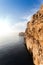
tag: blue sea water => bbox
[0,34,34,65]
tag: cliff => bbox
[24,5,43,65]
[19,32,25,36]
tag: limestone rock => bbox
[24,5,43,65]
[19,32,25,36]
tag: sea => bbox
[0,33,34,65]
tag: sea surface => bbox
[0,34,34,65]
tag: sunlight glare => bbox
[0,22,12,37]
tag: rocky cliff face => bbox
[24,5,43,65]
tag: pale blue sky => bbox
[0,0,43,32]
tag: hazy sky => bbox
[0,0,43,33]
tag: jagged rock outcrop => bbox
[19,32,25,36]
[24,5,43,65]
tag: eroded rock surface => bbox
[24,5,43,65]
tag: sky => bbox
[0,0,43,35]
